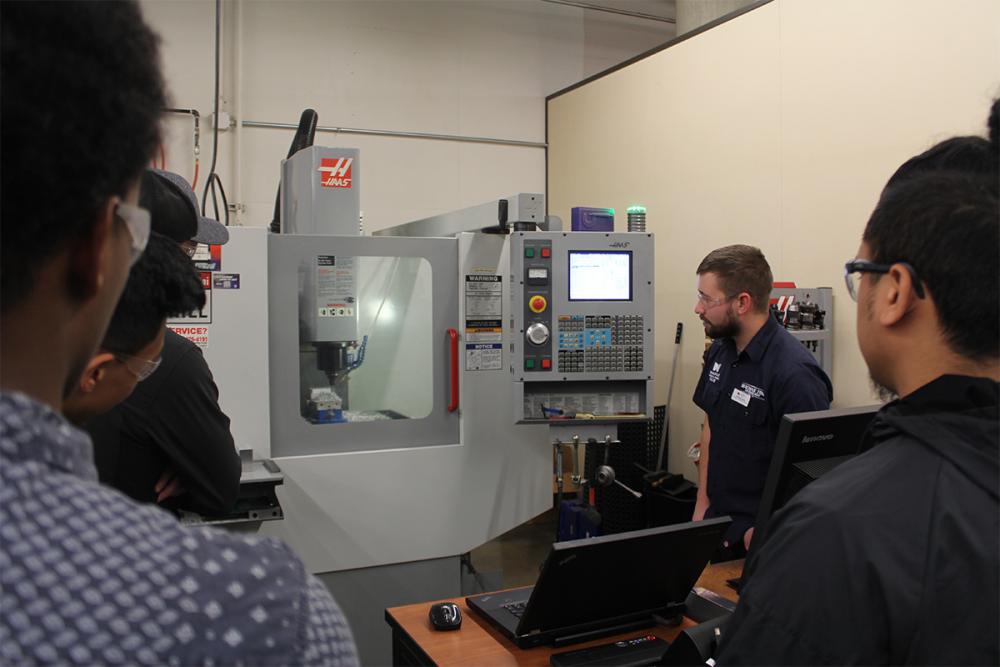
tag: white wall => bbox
[140,0,674,232]
[548,0,1000,478]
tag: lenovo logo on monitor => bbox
[801,433,835,444]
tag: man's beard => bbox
[869,375,898,402]
[701,310,740,340]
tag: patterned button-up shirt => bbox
[0,391,358,665]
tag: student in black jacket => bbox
[64,233,204,426]
[87,169,241,516]
[719,101,999,665]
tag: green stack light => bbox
[627,205,646,232]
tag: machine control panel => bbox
[510,231,654,422]
[521,239,553,371]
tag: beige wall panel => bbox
[548,0,1000,478]
[778,0,1000,410]
[550,3,782,478]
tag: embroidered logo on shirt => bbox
[740,382,765,401]
[708,362,722,384]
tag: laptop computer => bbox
[466,517,731,649]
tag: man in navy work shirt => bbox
[691,245,832,558]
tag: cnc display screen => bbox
[568,251,633,301]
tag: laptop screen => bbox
[517,517,731,636]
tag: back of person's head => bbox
[863,100,1000,362]
[140,169,231,245]
[102,233,206,356]
[63,233,205,424]
[885,99,1000,190]
[696,245,773,314]
[1,0,167,311]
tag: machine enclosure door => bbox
[267,234,459,456]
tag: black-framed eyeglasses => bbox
[844,258,926,302]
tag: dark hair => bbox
[863,100,999,361]
[1,1,167,310]
[696,245,773,313]
[102,233,205,355]
[885,100,999,190]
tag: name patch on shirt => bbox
[709,362,722,384]
[731,387,751,407]
[740,382,765,401]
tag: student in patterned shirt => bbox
[0,2,359,664]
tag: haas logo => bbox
[319,157,353,188]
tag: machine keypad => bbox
[557,315,644,373]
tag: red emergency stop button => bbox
[541,358,551,369]
[529,295,548,313]
[541,247,551,258]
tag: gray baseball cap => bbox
[141,169,229,245]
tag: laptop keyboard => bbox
[502,600,528,618]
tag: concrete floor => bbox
[466,508,558,591]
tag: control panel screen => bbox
[568,251,632,301]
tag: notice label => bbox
[466,343,503,371]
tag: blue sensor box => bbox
[570,207,615,232]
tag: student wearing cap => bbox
[87,169,241,515]
[63,233,205,426]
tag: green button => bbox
[525,248,535,258]
[525,358,535,370]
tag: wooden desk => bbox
[385,560,743,666]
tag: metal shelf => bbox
[520,416,651,426]
[787,329,831,341]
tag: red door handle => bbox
[447,328,459,412]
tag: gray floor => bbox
[466,508,558,591]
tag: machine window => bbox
[298,255,433,424]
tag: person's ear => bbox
[78,352,116,393]
[66,197,118,302]
[877,263,921,327]
[735,292,752,316]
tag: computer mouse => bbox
[428,602,462,631]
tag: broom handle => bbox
[657,323,684,470]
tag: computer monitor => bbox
[568,250,633,301]
[748,404,880,565]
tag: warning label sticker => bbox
[466,275,502,319]
[465,274,503,360]
[317,255,354,300]
[193,244,222,272]
[465,275,503,370]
